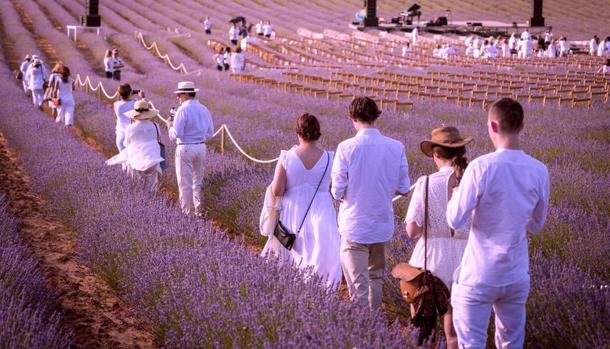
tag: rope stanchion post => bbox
[220,126,225,154]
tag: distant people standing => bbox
[558,37,570,57]
[55,66,76,127]
[501,38,511,57]
[597,37,607,57]
[508,32,517,54]
[203,16,212,34]
[589,35,599,56]
[229,24,240,45]
[256,20,264,36]
[106,99,165,193]
[597,58,610,74]
[263,21,273,38]
[520,28,530,41]
[19,55,32,94]
[114,84,144,152]
[401,42,412,56]
[111,49,124,81]
[230,47,245,73]
[546,40,557,58]
[103,49,114,78]
[25,59,48,109]
[331,97,410,310]
[447,98,550,349]
[166,81,214,216]
[214,47,226,71]
[543,29,553,46]
[223,47,231,70]
[411,27,419,46]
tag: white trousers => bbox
[128,165,160,193]
[115,129,127,152]
[22,80,29,93]
[451,278,530,349]
[175,143,206,215]
[56,99,75,126]
[31,88,43,107]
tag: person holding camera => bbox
[447,98,550,348]
[166,81,214,216]
[114,84,145,152]
[404,126,473,349]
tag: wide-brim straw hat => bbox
[420,126,473,157]
[125,99,159,120]
[173,81,199,94]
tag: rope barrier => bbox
[136,32,188,74]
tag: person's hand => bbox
[138,90,145,99]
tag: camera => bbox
[169,107,177,121]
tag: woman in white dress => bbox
[106,100,164,192]
[25,59,47,109]
[262,113,342,289]
[230,47,245,73]
[405,126,473,349]
[55,66,76,126]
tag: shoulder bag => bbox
[274,151,329,250]
[153,123,168,171]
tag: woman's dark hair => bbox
[235,46,242,53]
[118,83,132,100]
[432,146,468,179]
[349,96,381,124]
[61,66,70,83]
[295,113,321,141]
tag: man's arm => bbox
[168,108,185,141]
[330,144,348,200]
[396,149,410,195]
[447,163,481,230]
[527,169,550,233]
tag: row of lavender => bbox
[0,196,72,348]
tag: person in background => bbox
[543,29,553,46]
[256,20,264,36]
[229,23,240,45]
[597,58,610,74]
[501,38,511,57]
[203,16,212,35]
[447,98,550,349]
[411,26,418,46]
[597,37,607,57]
[103,49,114,78]
[47,63,64,119]
[545,39,557,58]
[166,81,214,216]
[405,126,473,349]
[230,46,245,73]
[263,20,273,38]
[401,42,412,56]
[111,49,124,81]
[223,47,231,71]
[106,99,164,193]
[331,97,410,310]
[263,113,342,289]
[55,66,76,127]
[508,32,517,55]
[19,55,32,94]
[214,47,226,71]
[558,37,570,57]
[520,28,530,41]
[114,84,145,153]
[25,58,48,109]
[589,35,599,56]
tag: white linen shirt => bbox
[169,99,214,145]
[263,24,273,36]
[113,99,135,132]
[447,148,550,287]
[331,128,410,244]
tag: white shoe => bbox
[55,116,61,123]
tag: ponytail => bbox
[432,145,469,179]
[452,153,468,179]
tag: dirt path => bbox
[0,133,157,349]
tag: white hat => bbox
[125,100,159,120]
[173,81,199,94]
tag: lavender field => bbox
[0,0,608,348]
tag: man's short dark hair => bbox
[118,84,132,100]
[489,97,524,134]
[188,92,196,98]
[349,96,381,124]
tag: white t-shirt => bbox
[57,77,74,101]
[229,26,240,41]
[114,99,135,132]
[203,19,211,30]
[104,57,114,73]
[263,24,273,36]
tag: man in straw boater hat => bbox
[106,99,165,192]
[447,97,550,348]
[19,54,32,94]
[166,81,214,216]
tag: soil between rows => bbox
[0,132,157,349]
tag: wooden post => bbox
[220,126,225,154]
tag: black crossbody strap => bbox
[424,175,429,272]
[153,122,161,143]
[296,151,330,235]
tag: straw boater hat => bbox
[420,126,473,157]
[173,81,199,94]
[125,100,159,120]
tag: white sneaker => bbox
[55,116,61,123]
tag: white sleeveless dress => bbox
[405,166,470,289]
[261,147,342,289]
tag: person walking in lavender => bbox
[331,97,410,310]
[447,98,550,349]
[166,81,214,216]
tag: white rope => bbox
[75,74,118,99]
[136,32,188,74]
[221,125,280,164]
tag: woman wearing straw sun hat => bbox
[403,126,473,349]
[106,99,165,192]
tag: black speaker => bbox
[363,0,379,26]
[531,0,545,26]
[80,15,101,27]
[435,16,447,26]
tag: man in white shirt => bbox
[166,81,215,216]
[255,21,264,36]
[543,30,553,45]
[331,97,410,310]
[19,55,32,94]
[447,98,550,349]
[411,27,418,46]
[520,28,530,41]
[229,24,240,45]
[263,21,273,38]
[203,16,212,35]
[590,35,599,56]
